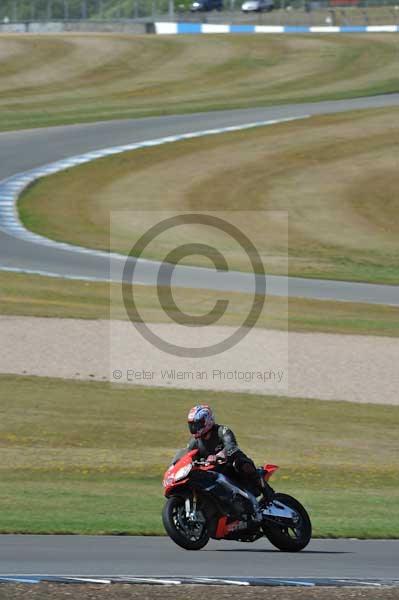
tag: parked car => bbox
[241,0,274,11]
[190,0,223,11]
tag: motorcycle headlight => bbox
[175,464,192,481]
[163,475,175,488]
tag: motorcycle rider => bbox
[185,404,274,510]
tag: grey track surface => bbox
[1,94,399,304]
[0,536,398,579]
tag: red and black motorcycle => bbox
[162,449,311,551]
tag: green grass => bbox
[0,33,398,132]
[0,374,398,537]
[0,473,161,535]
[19,108,399,285]
[1,270,399,336]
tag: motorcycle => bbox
[162,449,311,551]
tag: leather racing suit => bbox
[184,423,273,501]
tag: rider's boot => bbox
[247,478,270,522]
[254,483,275,521]
[252,472,274,505]
[261,480,275,505]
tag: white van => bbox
[241,0,274,11]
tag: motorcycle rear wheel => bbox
[162,496,210,550]
[263,493,312,552]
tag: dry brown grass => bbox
[0,33,398,130]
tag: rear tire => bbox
[162,496,210,551]
[263,493,312,552]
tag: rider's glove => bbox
[206,450,226,464]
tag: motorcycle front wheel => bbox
[263,492,312,552]
[162,496,210,550]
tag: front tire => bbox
[162,496,209,550]
[263,493,312,552]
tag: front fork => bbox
[185,491,197,520]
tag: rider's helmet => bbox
[188,404,215,438]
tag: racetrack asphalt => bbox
[0,536,398,580]
[1,94,399,305]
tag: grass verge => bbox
[1,270,399,336]
[0,374,398,537]
[0,33,398,131]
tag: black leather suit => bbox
[186,423,265,498]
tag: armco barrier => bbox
[1,21,397,35]
[0,20,150,34]
[155,22,399,34]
